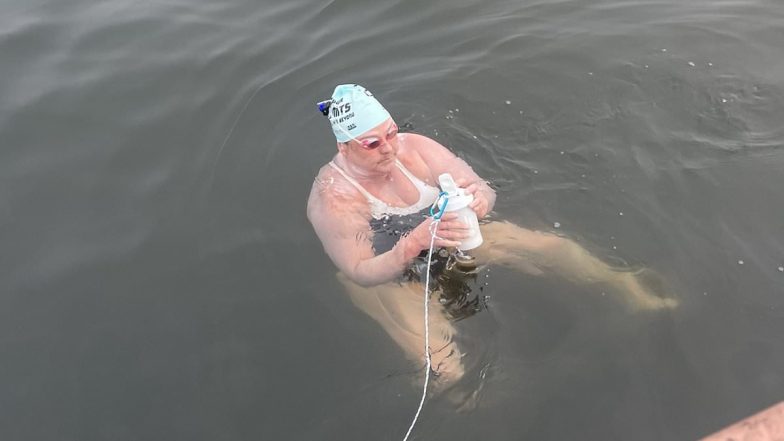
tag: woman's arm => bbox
[307,179,466,286]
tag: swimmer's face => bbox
[339,118,399,172]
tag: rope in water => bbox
[402,192,448,441]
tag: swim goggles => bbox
[317,99,398,150]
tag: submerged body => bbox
[307,84,677,390]
[308,127,493,382]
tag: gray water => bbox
[2,0,784,439]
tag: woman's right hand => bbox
[399,213,469,260]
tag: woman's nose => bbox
[379,138,395,152]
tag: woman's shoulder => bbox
[307,162,369,218]
[399,132,438,150]
[399,132,454,161]
[397,133,454,182]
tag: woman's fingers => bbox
[430,233,461,248]
[408,215,468,251]
[436,229,467,240]
[453,179,479,195]
[433,231,462,248]
[457,182,489,217]
[438,212,457,221]
[434,221,469,243]
[411,214,470,251]
[469,199,487,216]
[466,189,489,218]
[434,217,468,231]
[436,238,462,248]
[464,183,479,194]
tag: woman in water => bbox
[307,84,676,387]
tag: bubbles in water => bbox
[661,48,667,52]
[612,245,617,250]
[703,292,708,296]
[588,72,594,76]
[722,98,728,103]
[533,170,538,174]
[505,100,511,105]
[778,266,783,272]
[455,108,460,112]
[738,260,744,265]
[560,151,565,155]
[708,62,713,67]
[619,212,624,216]
[553,222,561,228]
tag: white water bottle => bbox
[437,173,484,250]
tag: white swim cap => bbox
[321,84,391,143]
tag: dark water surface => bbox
[2,0,784,439]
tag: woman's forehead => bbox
[358,118,395,138]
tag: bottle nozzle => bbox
[438,173,459,196]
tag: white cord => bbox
[402,219,441,441]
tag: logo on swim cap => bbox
[325,84,390,143]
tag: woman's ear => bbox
[337,142,348,155]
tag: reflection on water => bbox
[2,0,783,439]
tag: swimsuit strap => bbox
[328,160,439,218]
[328,161,391,217]
[393,160,439,201]
[328,161,379,202]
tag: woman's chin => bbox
[377,157,395,168]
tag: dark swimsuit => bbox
[329,159,487,320]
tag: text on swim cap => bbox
[330,102,355,127]
[331,102,351,118]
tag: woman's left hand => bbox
[456,177,492,218]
